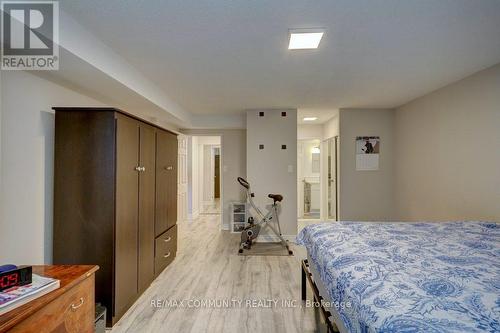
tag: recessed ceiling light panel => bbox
[303,117,318,121]
[288,29,324,50]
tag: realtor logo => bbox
[1,1,59,70]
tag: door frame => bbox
[213,147,221,199]
[177,134,188,224]
[321,135,339,221]
[186,134,224,230]
[200,144,212,205]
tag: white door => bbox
[327,137,338,220]
[178,135,188,223]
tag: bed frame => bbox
[302,259,345,333]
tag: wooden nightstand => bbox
[0,265,99,333]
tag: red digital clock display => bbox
[0,266,32,291]
[0,273,19,289]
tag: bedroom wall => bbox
[0,71,106,265]
[323,111,340,139]
[181,129,246,229]
[394,63,500,222]
[338,108,395,221]
[246,109,297,237]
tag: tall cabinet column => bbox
[114,114,140,319]
[138,124,156,292]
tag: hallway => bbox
[200,198,221,215]
[112,214,321,333]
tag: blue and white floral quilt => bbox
[296,221,500,333]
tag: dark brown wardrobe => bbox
[52,107,178,326]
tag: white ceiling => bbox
[61,0,500,117]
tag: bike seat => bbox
[268,194,283,202]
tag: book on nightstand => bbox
[0,274,60,315]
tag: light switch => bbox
[287,165,293,173]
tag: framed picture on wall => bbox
[356,136,380,170]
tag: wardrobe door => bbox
[114,115,139,318]
[138,124,156,292]
[166,134,178,230]
[155,130,177,236]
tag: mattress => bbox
[296,221,500,333]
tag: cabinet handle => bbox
[70,297,85,311]
[163,252,171,258]
[164,237,171,243]
[140,166,146,172]
[134,166,141,172]
[165,166,173,171]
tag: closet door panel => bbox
[167,135,178,230]
[114,115,139,317]
[138,124,156,291]
[155,130,175,236]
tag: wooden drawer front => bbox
[155,225,177,275]
[10,276,95,333]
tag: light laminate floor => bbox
[111,214,325,333]
[200,198,221,215]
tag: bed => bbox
[297,221,499,333]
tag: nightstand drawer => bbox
[10,275,95,333]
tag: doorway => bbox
[186,136,222,218]
[200,145,221,214]
[298,139,321,219]
[214,148,220,199]
[297,136,338,222]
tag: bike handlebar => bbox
[237,177,250,189]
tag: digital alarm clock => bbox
[0,265,32,291]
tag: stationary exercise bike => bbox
[237,177,293,255]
